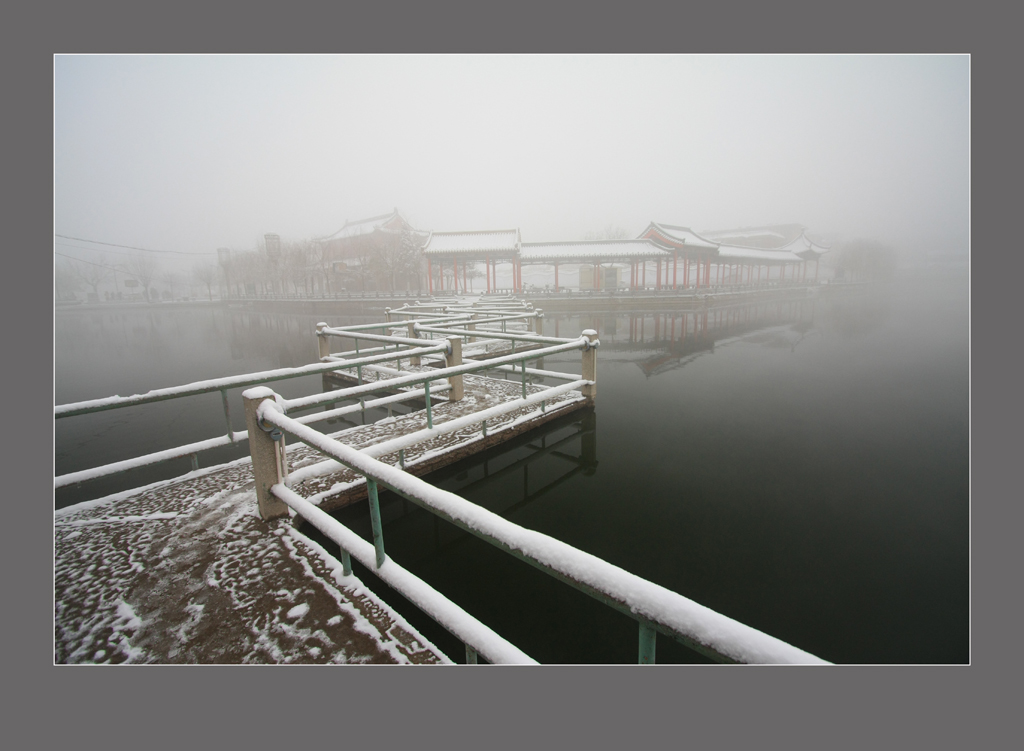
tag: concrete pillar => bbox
[467,314,477,344]
[316,322,330,360]
[407,322,421,366]
[447,336,464,401]
[242,388,289,521]
[581,329,598,402]
[533,310,543,335]
[384,307,392,323]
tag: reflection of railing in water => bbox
[344,410,598,565]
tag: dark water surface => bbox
[54,272,969,663]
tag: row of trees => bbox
[208,229,426,298]
[56,253,163,301]
[55,228,430,304]
[832,238,898,281]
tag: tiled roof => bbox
[780,231,831,256]
[422,229,520,255]
[322,210,408,242]
[642,223,720,250]
[520,239,670,261]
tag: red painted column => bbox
[643,260,647,288]
[656,259,661,290]
[463,261,467,292]
[815,259,820,281]
[427,257,433,295]
[673,253,678,289]
[555,263,559,291]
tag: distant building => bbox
[319,209,427,291]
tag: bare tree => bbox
[283,242,311,294]
[369,229,421,292]
[55,260,82,301]
[309,240,332,294]
[465,262,485,292]
[160,269,183,300]
[69,255,112,299]
[192,260,218,301]
[583,224,631,241]
[122,253,159,301]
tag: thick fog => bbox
[54,55,968,270]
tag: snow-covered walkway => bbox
[54,367,586,664]
[54,458,449,664]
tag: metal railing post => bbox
[367,478,386,568]
[242,389,289,520]
[581,329,597,402]
[639,622,657,664]
[220,389,233,440]
[447,337,464,401]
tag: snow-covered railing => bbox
[54,344,447,419]
[284,336,597,415]
[271,483,536,665]
[53,341,450,489]
[244,384,827,665]
[286,378,589,487]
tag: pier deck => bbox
[55,367,588,664]
[292,367,587,511]
[54,459,448,664]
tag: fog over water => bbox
[54,55,969,663]
[55,55,967,266]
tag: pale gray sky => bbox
[55,54,968,266]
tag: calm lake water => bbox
[54,269,969,664]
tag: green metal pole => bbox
[465,645,478,664]
[521,360,527,399]
[341,549,353,576]
[424,383,433,429]
[220,389,232,440]
[367,478,386,569]
[639,622,657,664]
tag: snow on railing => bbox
[271,483,536,665]
[247,385,828,666]
[53,341,450,489]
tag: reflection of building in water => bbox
[552,298,820,379]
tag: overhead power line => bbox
[54,233,216,256]
[55,251,137,275]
